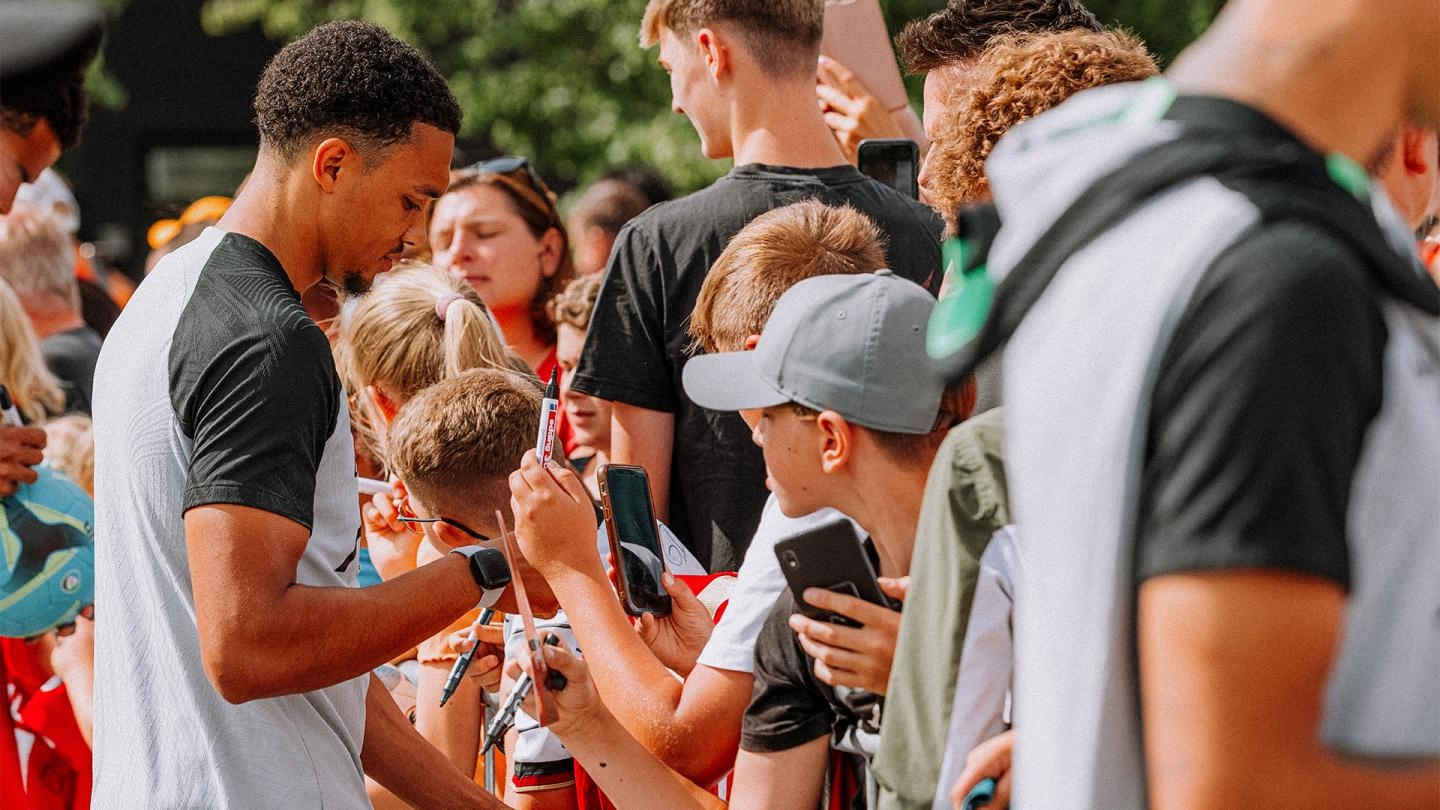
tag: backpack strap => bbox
[928,108,1435,383]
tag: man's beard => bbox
[340,270,369,297]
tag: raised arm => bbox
[609,402,674,522]
[1139,571,1440,808]
[510,451,751,785]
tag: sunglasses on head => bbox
[396,498,496,543]
[465,155,558,223]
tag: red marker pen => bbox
[535,368,560,464]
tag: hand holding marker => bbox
[439,371,559,708]
[536,368,559,465]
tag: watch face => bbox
[469,547,513,589]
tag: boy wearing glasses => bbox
[387,368,705,807]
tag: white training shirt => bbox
[91,229,369,807]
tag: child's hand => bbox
[789,576,909,696]
[636,573,713,676]
[509,450,603,580]
[951,729,1014,809]
[446,621,506,692]
[50,605,95,686]
[509,642,608,740]
[361,480,422,580]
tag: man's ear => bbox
[696,28,730,81]
[815,410,853,474]
[742,334,760,351]
[1400,125,1436,174]
[311,137,356,193]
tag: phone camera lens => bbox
[782,550,799,569]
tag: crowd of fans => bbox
[2,0,1438,808]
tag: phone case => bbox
[857,138,921,200]
[773,519,889,627]
[599,464,673,617]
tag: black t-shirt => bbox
[41,324,103,414]
[572,164,942,572]
[169,232,342,531]
[1134,101,1404,588]
[743,589,881,810]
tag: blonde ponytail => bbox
[337,262,534,466]
[0,278,65,422]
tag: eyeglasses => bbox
[464,155,560,226]
[396,498,496,543]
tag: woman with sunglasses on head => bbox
[335,260,532,807]
[430,157,576,383]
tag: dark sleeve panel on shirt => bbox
[1137,221,1387,588]
[570,222,679,412]
[173,312,339,531]
[741,592,834,753]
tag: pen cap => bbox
[543,367,558,400]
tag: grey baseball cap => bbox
[683,270,943,434]
[0,2,103,82]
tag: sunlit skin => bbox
[750,405,829,520]
[316,124,453,295]
[0,119,62,216]
[658,27,733,160]
[429,183,562,368]
[917,63,974,205]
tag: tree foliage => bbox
[197,0,1221,194]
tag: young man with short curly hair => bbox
[92,21,505,807]
[923,29,1158,220]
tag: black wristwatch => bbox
[449,546,511,609]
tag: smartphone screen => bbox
[600,465,672,616]
[858,138,920,200]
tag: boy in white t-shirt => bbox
[501,199,895,790]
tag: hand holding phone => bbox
[599,465,672,617]
[774,519,889,627]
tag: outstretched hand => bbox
[509,450,604,581]
[816,54,905,164]
[444,621,507,692]
[635,573,713,676]
[509,641,608,739]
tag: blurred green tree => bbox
[195,0,1221,194]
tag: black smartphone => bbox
[858,138,920,200]
[599,464,672,617]
[773,519,888,627]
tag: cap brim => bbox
[682,351,790,413]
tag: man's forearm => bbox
[361,674,504,809]
[216,555,479,702]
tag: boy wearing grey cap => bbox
[508,269,956,808]
[683,269,954,808]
